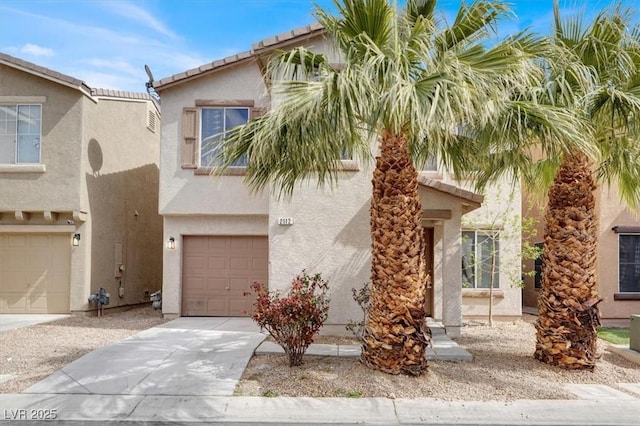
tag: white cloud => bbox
[84,58,140,77]
[1,3,220,92]
[4,6,144,46]
[103,1,177,39]
[21,43,54,57]
[73,70,145,92]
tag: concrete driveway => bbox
[23,317,265,396]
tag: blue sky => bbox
[0,1,634,93]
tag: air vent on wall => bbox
[147,108,157,133]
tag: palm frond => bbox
[437,0,511,51]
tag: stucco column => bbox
[442,214,462,337]
[432,224,444,321]
[70,220,91,312]
[161,219,181,318]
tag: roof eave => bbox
[154,23,327,92]
[0,54,97,101]
[154,53,255,92]
[418,176,484,209]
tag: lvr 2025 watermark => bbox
[3,409,58,420]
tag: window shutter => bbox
[251,107,267,120]
[182,108,198,169]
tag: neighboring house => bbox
[0,52,163,314]
[523,184,640,320]
[154,24,524,337]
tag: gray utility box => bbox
[631,315,640,352]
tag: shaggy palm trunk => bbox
[535,153,601,370]
[361,131,430,376]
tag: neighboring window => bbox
[340,147,352,160]
[619,234,640,293]
[534,242,544,289]
[462,230,500,288]
[200,107,249,167]
[419,155,438,172]
[0,104,42,164]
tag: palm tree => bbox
[532,2,640,370]
[218,0,582,375]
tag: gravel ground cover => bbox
[0,306,167,393]
[236,315,640,400]
[2,309,638,400]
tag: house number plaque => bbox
[278,217,294,226]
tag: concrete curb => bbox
[1,394,639,425]
[607,344,640,365]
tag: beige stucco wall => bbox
[596,185,640,319]
[0,65,162,311]
[0,65,84,210]
[268,167,373,329]
[1,66,86,313]
[460,180,523,320]
[158,65,270,217]
[80,96,162,311]
[158,61,276,316]
[0,64,162,313]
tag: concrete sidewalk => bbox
[0,314,70,332]
[257,321,473,361]
[2,394,639,425]
[1,317,638,425]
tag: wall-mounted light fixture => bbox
[166,236,175,250]
[72,233,81,246]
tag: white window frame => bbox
[199,106,250,168]
[0,103,42,165]
[618,233,640,293]
[462,229,500,289]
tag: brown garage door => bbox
[182,236,268,316]
[0,233,71,313]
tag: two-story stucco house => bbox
[0,52,163,314]
[154,24,524,336]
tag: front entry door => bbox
[423,227,434,317]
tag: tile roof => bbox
[252,22,324,51]
[91,88,153,101]
[0,51,90,94]
[418,176,484,205]
[154,23,326,90]
[0,52,152,102]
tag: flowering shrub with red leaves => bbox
[251,271,330,366]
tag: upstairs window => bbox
[0,104,42,164]
[200,107,249,167]
[619,234,640,293]
[462,230,500,289]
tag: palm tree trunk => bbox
[361,130,430,376]
[535,153,601,370]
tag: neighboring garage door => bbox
[182,236,268,316]
[0,233,71,313]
